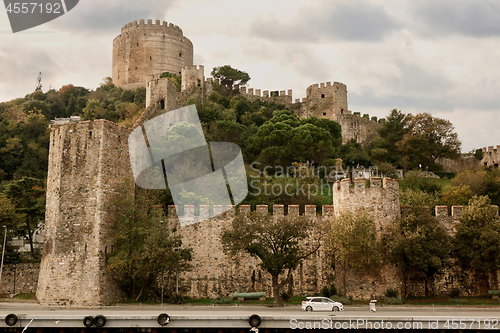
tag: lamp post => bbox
[159,220,164,307]
[0,226,7,285]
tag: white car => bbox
[302,297,344,312]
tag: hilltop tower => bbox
[112,19,194,90]
[299,81,348,120]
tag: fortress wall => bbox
[334,113,381,145]
[0,263,39,295]
[36,120,133,307]
[175,205,334,299]
[112,20,193,88]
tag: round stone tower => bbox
[112,19,194,90]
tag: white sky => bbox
[1,0,499,153]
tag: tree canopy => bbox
[211,65,250,97]
[397,113,461,170]
[384,207,451,297]
[328,211,381,295]
[222,211,326,306]
[453,195,500,294]
[106,182,192,302]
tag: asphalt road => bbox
[1,302,499,329]
[1,302,499,316]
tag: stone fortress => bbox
[34,20,500,307]
[111,19,381,145]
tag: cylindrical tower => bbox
[112,19,194,89]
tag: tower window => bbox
[150,56,152,61]
[137,43,139,47]
[160,100,165,109]
[323,113,326,116]
[179,52,182,57]
[321,94,325,98]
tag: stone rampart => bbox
[174,204,334,299]
[334,113,381,145]
[0,263,40,295]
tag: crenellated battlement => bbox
[306,81,345,91]
[332,177,400,234]
[167,204,334,223]
[183,65,204,71]
[435,204,499,219]
[240,87,293,98]
[332,177,398,194]
[120,19,183,34]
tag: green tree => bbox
[222,211,326,306]
[211,65,250,97]
[440,185,473,207]
[384,207,451,297]
[249,110,338,168]
[65,95,79,117]
[106,182,192,301]
[397,113,461,171]
[372,109,409,167]
[453,195,500,294]
[2,177,45,259]
[328,211,381,296]
[400,188,441,212]
[451,169,486,195]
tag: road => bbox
[1,302,499,329]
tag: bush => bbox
[321,284,337,298]
[213,296,232,304]
[330,295,350,305]
[449,298,469,304]
[384,297,402,305]
[385,287,399,298]
[168,294,184,304]
[280,291,292,302]
[449,288,461,299]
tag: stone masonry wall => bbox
[331,177,400,299]
[175,204,335,299]
[334,113,381,145]
[0,263,39,295]
[36,120,134,307]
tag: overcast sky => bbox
[1,0,499,152]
